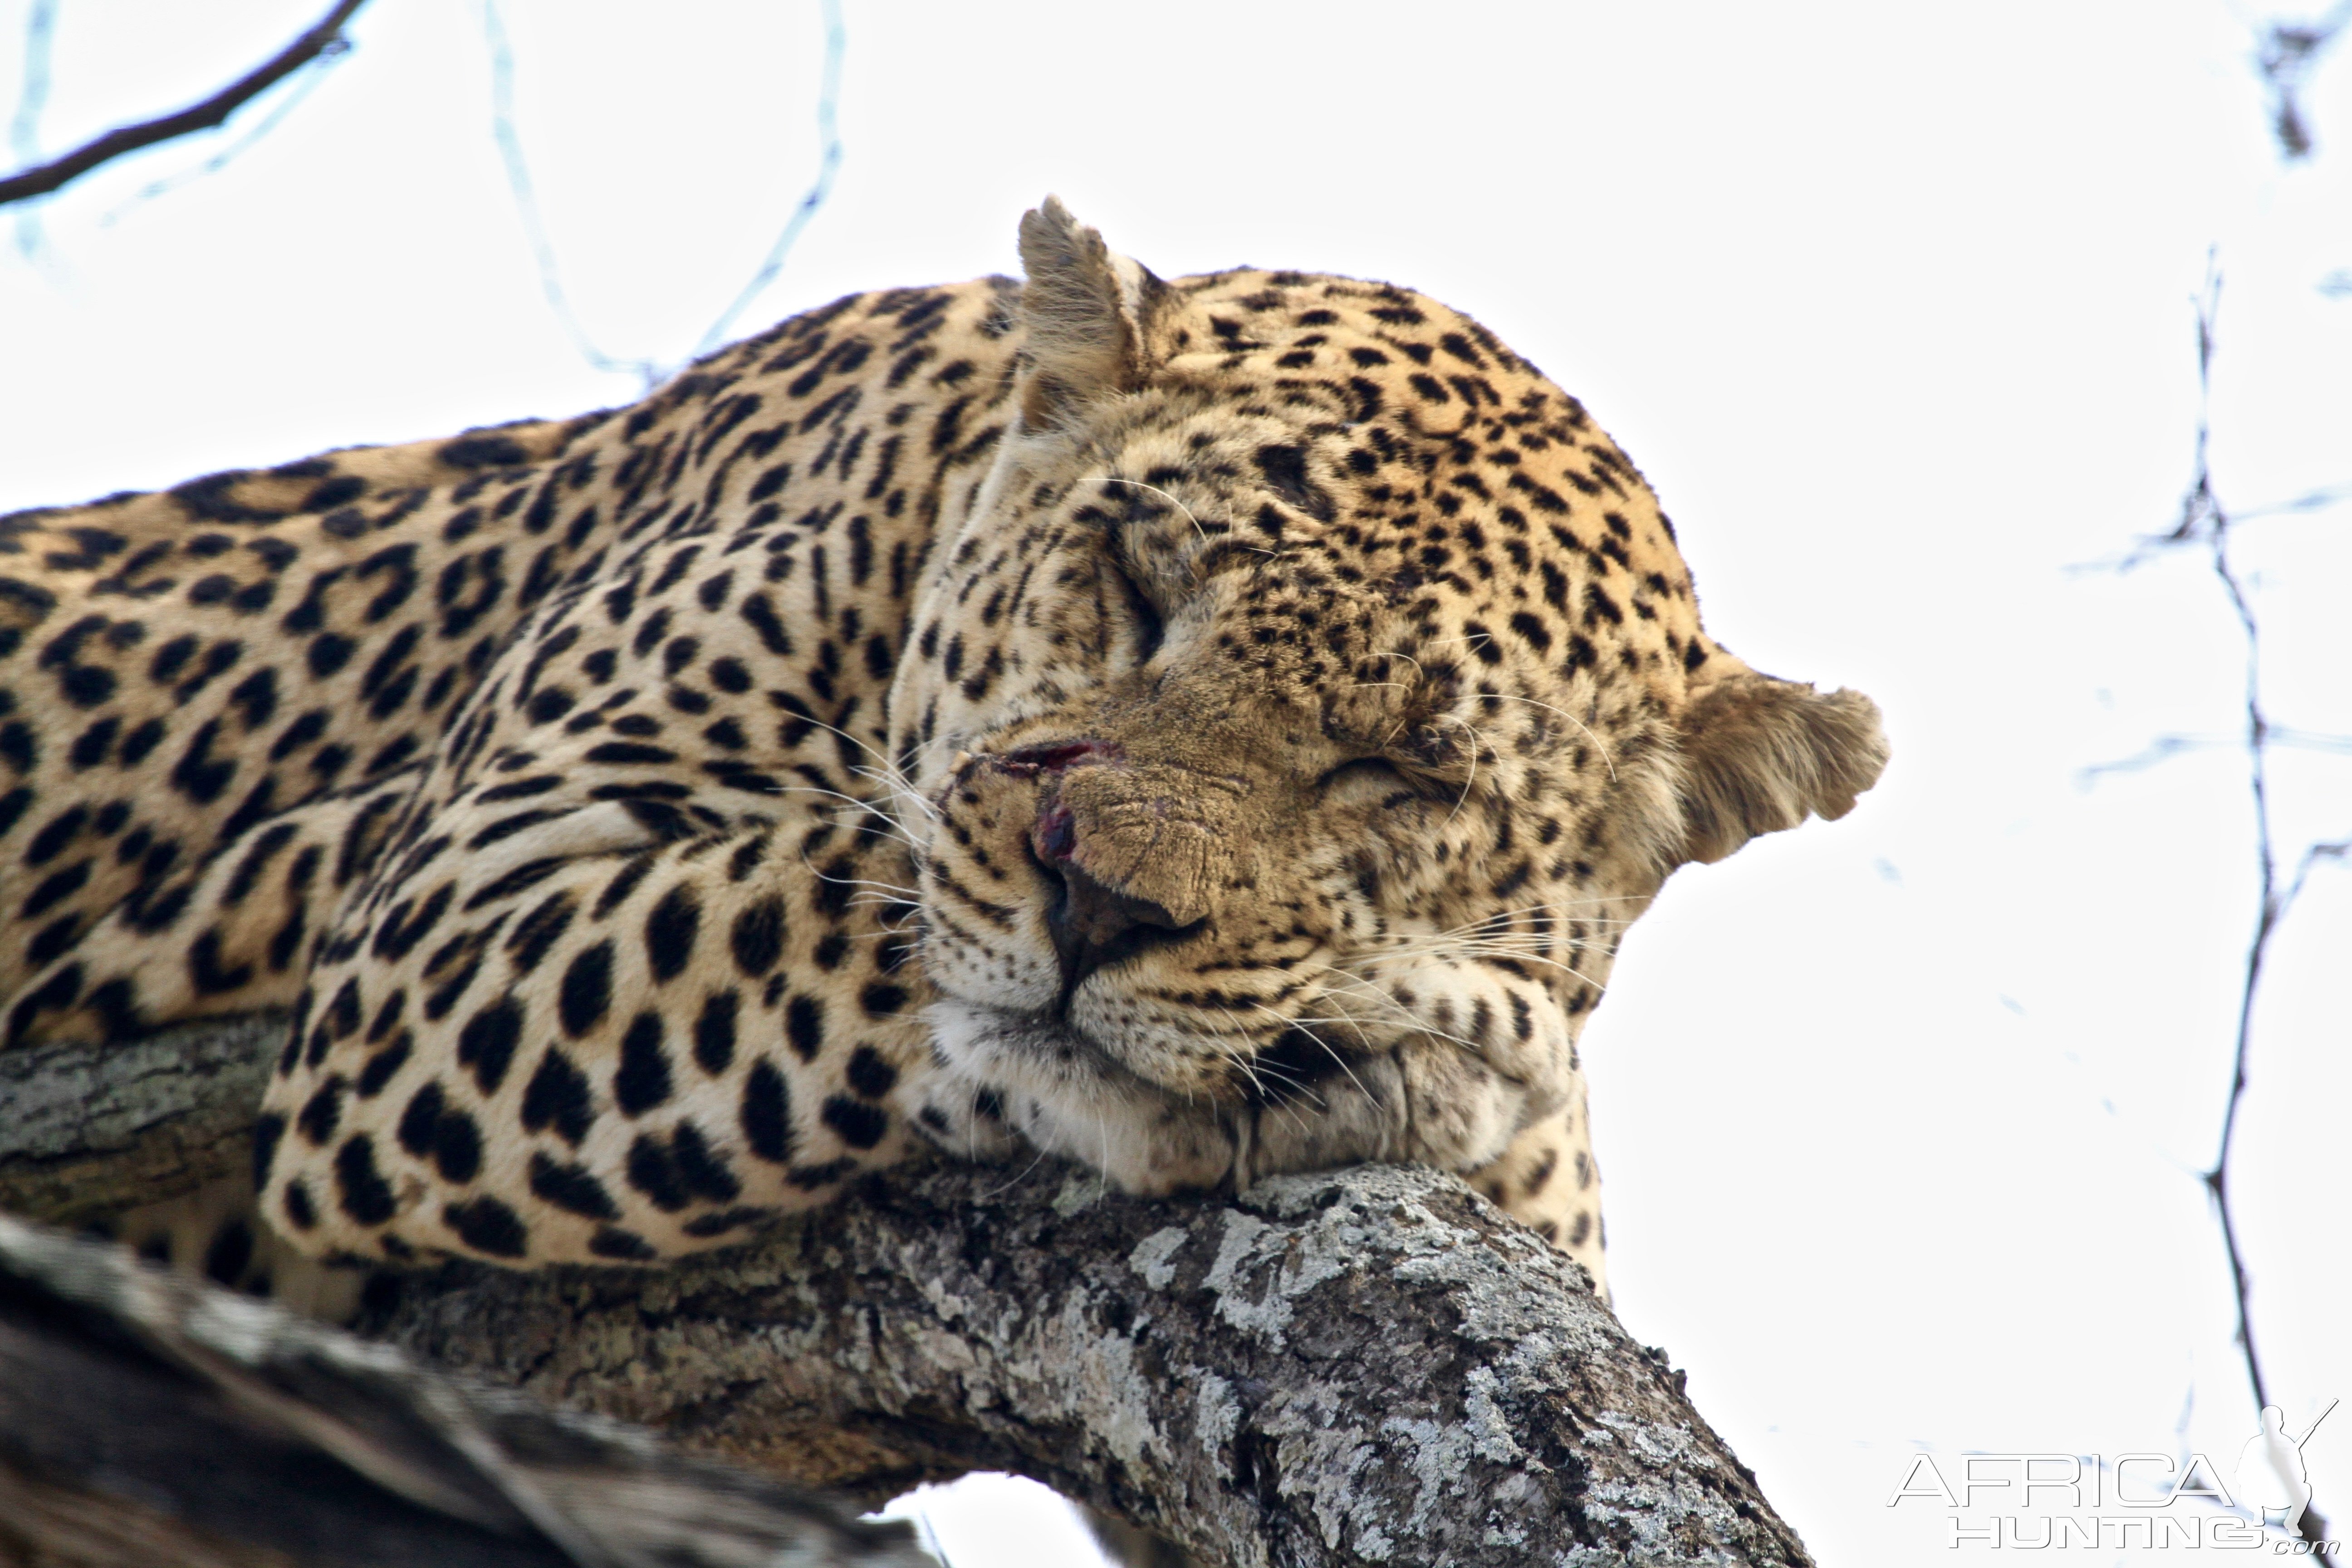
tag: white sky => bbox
[3,3,2347,1563]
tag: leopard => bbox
[0,199,1886,1309]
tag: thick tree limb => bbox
[0,1213,928,1568]
[1,1014,1813,1567]
[0,0,366,208]
[381,1161,1813,1567]
[0,1013,284,1226]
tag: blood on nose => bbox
[998,739,1119,777]
[1024,797,1191,1002]
[1034,801,1078,864]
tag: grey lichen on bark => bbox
[0,1012,286,1226]
[381,1157,1811,1567]
[2,1011,1814,1568]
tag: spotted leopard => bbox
[0,201,1886,1303]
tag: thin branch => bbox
[690,0,846,359]
[2121,258,2348,1565]
[7,0,56,255]
[2239,479,2352,519]
[4,0,54,167]
[2254,1,2352,159]
[483,0,848,391]
[0,0,368,208]
[2078,727,2352,783]
[2181,278,2271,1427]
[98,37,353,224]
[2280,836,2352,912]
[478,0,657,388]
[2066,478,2348,576]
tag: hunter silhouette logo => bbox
[2234,1401,2336,1534]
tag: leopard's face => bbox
[884,253,1742,1195]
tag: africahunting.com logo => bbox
[1888,1403,2338,1552]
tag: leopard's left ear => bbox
[1016,196,1170,430]
[1674,671,1888,865]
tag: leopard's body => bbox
[0,204,1886,1302]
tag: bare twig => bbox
[2238,479,2352,519]
[478,0,658,388]
[690,0,846,359]
[482,0,847,390]
[0,0,368,208]
[2254,2,2352,159]
[2068,471,2348,576]
[2107,258,2348,1563]
[7,0,56,255]
[2079,726,2352,783]
[99,36,354,224]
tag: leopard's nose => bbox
[1031,801,1192,999]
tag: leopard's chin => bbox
[924,996,1544,1195]
[923,996,1236,1191]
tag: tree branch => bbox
[0,1013,284,1226]
[0,0,368,209]
[1,1012,1813,1567]
[0,1211,928,1568]
[2099,255,2346,1566]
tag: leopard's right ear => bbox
[1015,196,1170,431]
[1674,671,1888,866]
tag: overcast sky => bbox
[3,3,2347,1563]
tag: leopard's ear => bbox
[1015,196,1169,430]
[1675,672,1888,865]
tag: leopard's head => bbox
[886,200,1887,1192]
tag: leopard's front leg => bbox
[1470,1091,1610,1302]
[254,791,1005,1266]
[4,769,423,1049]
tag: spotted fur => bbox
[0,202,1886,1297]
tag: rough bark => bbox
[1,1015,1813,1568]
[0,1214,928,1568]
[0,1014,285,1227]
